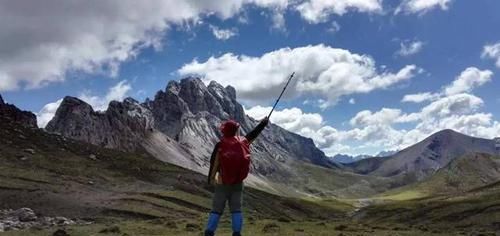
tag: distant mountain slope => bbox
[426,152,500,193]
[348,129,500,181]
[378,153,500,200]
[331,154,371,164]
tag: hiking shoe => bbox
[232,232,241,236]
[204,230,215,236]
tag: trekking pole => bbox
[268,72,295,118]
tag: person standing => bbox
[204,117,269,236]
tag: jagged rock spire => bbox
[0,93,37,128]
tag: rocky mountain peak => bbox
[58,96,94,114]
[44,77,336,188]
[0,93,37,128]
[225,85,237,100]
[166,80,181,95]
[430,129,458,139]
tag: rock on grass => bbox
[262,223,280,233]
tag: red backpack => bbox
[218,136,251,185]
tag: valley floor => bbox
[3,218,500,236]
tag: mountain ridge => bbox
[45,77,341,195]
[0,94,37,128]
[348,129,500,182]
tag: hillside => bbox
[4,116,499,235]
[347,129,500,183]
[0,105,354,234]
[359,175,500,234]
[376,152,500,200]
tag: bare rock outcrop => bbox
[0,94,37,128]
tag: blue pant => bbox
[205,184,244,235]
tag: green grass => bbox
[2,218,486,236]
[375,190,428,201]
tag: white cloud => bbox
[402,67,492,103]
[244,67,499,156]
[209,25,238,40]
[36,99,63,128]
[396,40,424,57]
[418,93,484,118]
[271,11,287,30]
[245,105,342,152]
[327,21,341,33]
[0,0,393,92]
[37,80,132,128]
[402,92,438,103]
[396,0,452,14]
[350,108,404,127]
[246,105,323,132]
[349,98,356,104]
[296,0,383,23]
[444,67,493,96]
[80,80,132,111]
[0,0,296,92]
[179,44,419,108]
[482,42,500,68]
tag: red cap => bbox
[220,120,240,137]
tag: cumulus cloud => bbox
[37,81,132,128]
[482,42,500,68]
[396,40,424,57]
[79,80,132,111]
[350,108,405,127]
[327,21,341,33]
[0,0,295,92]
[245,105,323,133]
[209,25,238,40]
[418,93,484,119]
[244,67,498,156]
[402,92,438,103]
[36,99,63,128]
[245,105,342,152]
[296,0,383,23]
[444,67,493,95]
[179,44,419,108]
[0,0,394,92]
[245,105,411,155]
[396,0,453,14]
[402,67,492,103]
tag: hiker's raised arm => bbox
[245,117,269,144]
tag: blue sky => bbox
[1,0,500,155]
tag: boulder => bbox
[15,208,37,222]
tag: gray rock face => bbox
[46,78,335,184]
[0,94,37,128]
[46,96,153,151]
